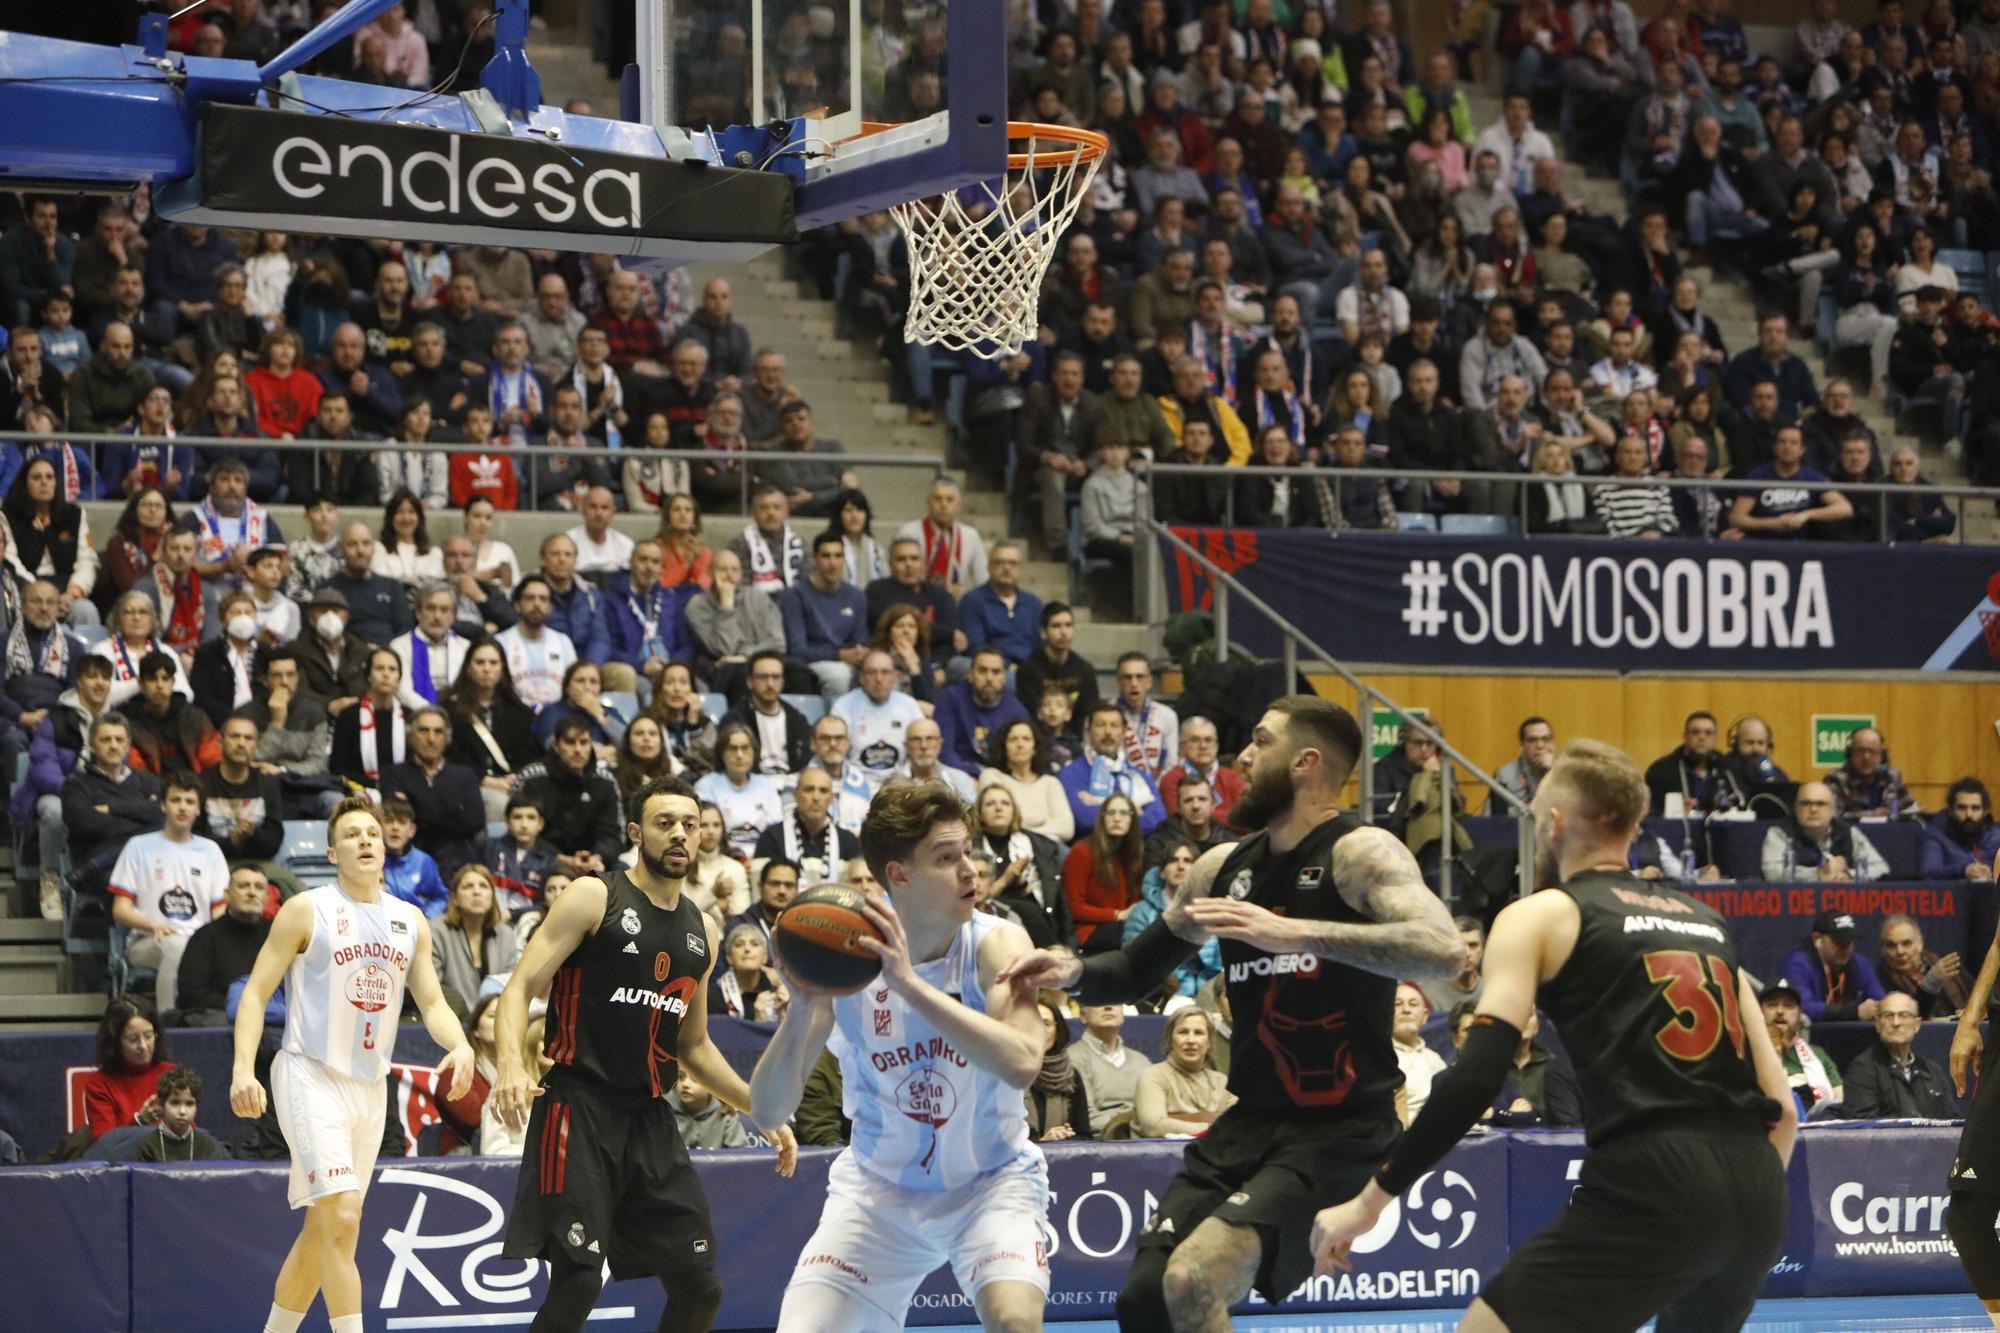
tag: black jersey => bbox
[1209,812,1400,1117]
[1538,869,1770,1146]
[543,871,712,1097]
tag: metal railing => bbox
[1137,461,2000,545]
[0,431,948,516]
[1144,516,1536,905]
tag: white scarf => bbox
[1790,1033,1835,1106]
[488,363,545,445]
[357,696,407,780]
[1540,478,1588,521]
[716,968,747,1017]
[194,498,268,572]
[4,615,69,682]
[570,359,623,448]
[742,525,801,589]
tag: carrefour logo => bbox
[1829,1181,1950,1236]
[1349,1169,1481,1253]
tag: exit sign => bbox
[1372,707,1429,761]
[1812,714,1875,768]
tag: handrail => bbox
[0,430,947,515]
[1147,516,1536,906]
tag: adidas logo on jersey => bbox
[623,941,640,954]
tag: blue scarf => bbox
[410,633,450,704]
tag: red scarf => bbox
[160,569,204,651]
[921,518,964,584]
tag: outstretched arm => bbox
[229,894,313,1119]
[1184,826,1464,981]
[491,876,608,1131]
[1309,891,1563,1274]
[679,915,798,1175]
[407,916,476,1102]
[1951,915,2000,1096]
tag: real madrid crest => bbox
[1227,869,1253,900]
[621,907,642,935]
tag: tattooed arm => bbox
[1184,826,1464,980]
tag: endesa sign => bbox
[186,105,796,249]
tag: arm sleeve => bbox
[1376,1015,1522,1196]
[1073,918,1202,1004]
[1069,1072,1093,1139]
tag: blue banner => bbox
[1,1128,1972,1329]
[1159,528,2000,673]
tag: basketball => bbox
[772,885,884,995]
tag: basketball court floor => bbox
[930,1294,1987,1332]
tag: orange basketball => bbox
[773,885,884,995]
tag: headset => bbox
[1723,713,1775,757]
[1844,728,1890,767]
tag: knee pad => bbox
[1115,1248,1172,1333]
[659,1263,723,1330]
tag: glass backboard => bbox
[636,0,1005,228]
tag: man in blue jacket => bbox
[1780,909,1888,1022]
[1058,701,1167,837]
[956,541,1043,665]
[537,531,631,692]
[605,538,693,702]
[1920,778,2000,880]
[933,647,1030,775]
[781,532,869,709]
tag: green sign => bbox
[1371,707,1429,761]
[1811,714,1875,768]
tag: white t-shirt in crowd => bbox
[109,830,230,935]
[831,688,926,775]
[752,706,792,775]
[694,771,786,859]
[566,525,636,574]
[495,624,577,711]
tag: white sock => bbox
[262,1306,307,1333]
[330,1317,365,1333]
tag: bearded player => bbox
[749,779,1051,1332]
[491,774,797,1333]
[229,796,477,1333]
[999,694,1464,1331]
[1311,741,1799,1332]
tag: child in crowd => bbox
[136,1067,227,1161]
[1037,687,1082,773]
[381,796,449,915]
[284,493,343,601]
[37,291,88,376]
[482,796,559,915]
[245,546,300,646]
[669,1068,752,1149]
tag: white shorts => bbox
[272,1050,386,1210]
[777,1149,1051,1332]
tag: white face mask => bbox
[227,614,257,642]
[316,611,344,640]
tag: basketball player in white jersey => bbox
[749,779,1051,1332]
[229,796,476,1333]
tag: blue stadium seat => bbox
[73,625,108,647]
[1395,512,1440,532]
[783,693,827,724]
[701,692,728,720]
[1067,506,1113,604]
[604,690,639,721]
[487,822,507,841]
[1441,514,1513,536]
[1940,250,1989,304]
[283,820,336,884]
[107,926,157,1000]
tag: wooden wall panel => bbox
[1305,672,2000,810]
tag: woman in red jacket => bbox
[1063,792,1145,952]
[79,994,175,1141]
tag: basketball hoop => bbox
[867,122,1108,360]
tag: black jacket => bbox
[290,632,371,712]
[330,698,407,788]
[1644,747,1723,816]
[1150,447,1233,526]
[519,756,626,864]
[1841,1044,1958,1120]
[61,764,163,865]
[445,695,541,779]
[326,570,412,648]
[197,765,285,862]
[1387,398,1465,471]
[721,700,813,774]
[380,758,487,874]
[189,636,263,733]
[173,912,271,1019]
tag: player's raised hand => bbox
[995,947,1083,997]
[1185,897,1304,954]
[492,1058,545,1131]
[855,892,918,992]
[438,1042,477,1102]
[770,1124,799,1178]
[230,1069,266,1120]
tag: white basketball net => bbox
[891,131,1103,359]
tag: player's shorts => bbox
[1952,1040,2000,1193]
[1137,1103,1398,1302]
[778,1148,1052,1332]
[501,1069,716,1282]
[1485,1121,1787,1333]
[271,1050,385,1210]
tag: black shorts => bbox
[1953,1040,2000,1193]
[1136,1103,1398,1302]
[1485,1126,1786,1333]
[502,1072,716,1283]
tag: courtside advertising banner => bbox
[1159,529,2000,673]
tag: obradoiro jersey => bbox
[282,886,424,1082]
[829,910,1039,1192]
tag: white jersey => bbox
[109,831,229,936]
[694,770,785,859]
[282,886,424,1083]
[832,688,925,775]
[830,910,1038,1192]
[495,624,577,711]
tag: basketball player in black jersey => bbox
[1000,694,1465,1332]
[1946,916,2000,1329]
[491,774,799,1333]
[1312,740,1799,1332]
